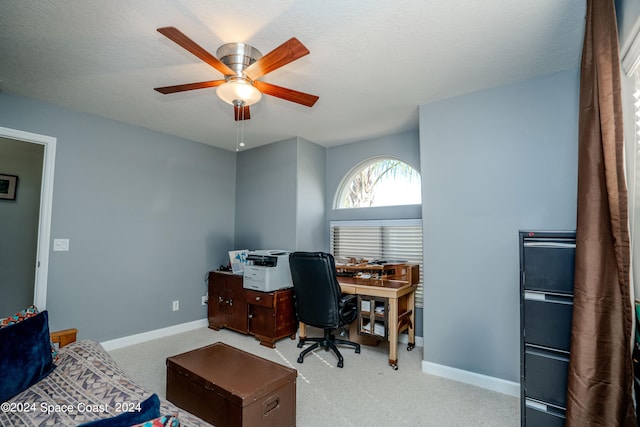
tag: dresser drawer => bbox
[525,399,565,427]
[524,345,569,408]
[522,240,575,294]
[246,290,275,308]
[523,293,572,351]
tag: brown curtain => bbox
[566,0,635,426]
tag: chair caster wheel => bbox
[297,342,303,348]
[391,364,398,370]
[337,361,344,368]
[297,356,304,363]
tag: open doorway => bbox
[0,127,56,315]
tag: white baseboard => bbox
[100,318,209,351]
[422,360,520,397]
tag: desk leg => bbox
[299,321,307,340]
[388,298,399,370]
[408,291,416,350]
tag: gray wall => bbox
[419,69,579,382]
[295,138,326,251]
[235,138,298,250]
[234,137,326,252]
[0,137,44,315]
[0,93,237,341]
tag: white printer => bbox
[243,250,293,292]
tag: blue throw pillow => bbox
[0,310,55,402]
[78,393,161,427]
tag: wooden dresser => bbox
[208,271,297,348]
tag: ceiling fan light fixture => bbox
[217,79,262,106]
[155,28,318,121]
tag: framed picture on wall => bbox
[0,174,18,200]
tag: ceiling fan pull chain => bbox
[234,101,247,151]
[235,116,241,152]
[240,108,245,149]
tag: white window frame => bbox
[334,156,421,209]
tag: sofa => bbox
[0,308,210,426]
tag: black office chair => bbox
[288,251,361,368]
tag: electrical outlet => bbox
[172,300,179,311]
[201,295,208,306]
[53,238,70,252]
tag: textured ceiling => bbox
[0,0,586,151]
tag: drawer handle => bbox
[525,399,548,411]
[526,346,570,361]
[524,291,545,301]
[256,296,261,301]
[263,394,280,416]
[524,241,575,248]
[524,291,573,305]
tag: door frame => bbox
[0,126,56,309]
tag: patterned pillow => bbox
[0,305,39,326]
[132,414,180,427]
[1,305,58,361]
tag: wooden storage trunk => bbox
[166,342,296,427]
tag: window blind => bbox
[330,219,424,307]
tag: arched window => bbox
[335,157,421,209]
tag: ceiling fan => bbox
[154,27,319,121]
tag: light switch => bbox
[53,239,69,252]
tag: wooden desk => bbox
[299,276,417,370]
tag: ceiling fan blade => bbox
[234,105,251,121]
[157,27,235,76]
[243,38,310,81]
[253,81,319,107]
[154,80,225,94]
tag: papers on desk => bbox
[360,301,385,314]
[228,249,248,274]
[361,321,386,336]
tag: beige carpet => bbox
[109,327,519,426]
